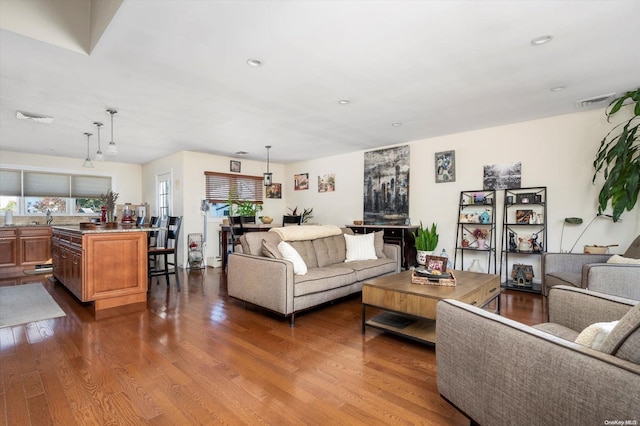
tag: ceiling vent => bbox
[575,93,616,109]
[16,110,53,124]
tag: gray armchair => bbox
[436,286,640,426]
[542,234,640,299]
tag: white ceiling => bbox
[1,0,639,165]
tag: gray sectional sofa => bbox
[227,226,400,326]
[437,285,640,426]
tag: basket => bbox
[411,270,457,286]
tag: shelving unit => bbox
[454,190,497,273]
[500,187,547,293]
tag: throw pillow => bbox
[606,254,640,264]
[344,233,377,262]
[277,241,307,275]
[575,321,619,351]
[373,231,386,259]
[262,239,282,259]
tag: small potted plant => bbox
[472,228,489,249]
[414,221,438,265]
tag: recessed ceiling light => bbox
[338,99,351,105]
[392,122,402,127]
[246,58,263,67]
[531,35,553,46]
[550,86,566,92]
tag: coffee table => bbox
[362,269,500,344]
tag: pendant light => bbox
[82,132,94,168]
[106,109,118,156]
[93,121,104,161]
[263,145,272,186]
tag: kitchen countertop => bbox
[51,224,154,234]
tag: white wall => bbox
[284,108,640,275]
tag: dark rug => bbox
[371,312,415,329]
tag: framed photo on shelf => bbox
[516,209,533,224]
[230,160,241,173]
[516,192,535,204]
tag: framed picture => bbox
[425,255,448,272]
[516,209,533,224]
[294,173,309,190]
[516,193,535,204]
[230,160,241,173]
[435,150,455,183]
[266,183,282,199]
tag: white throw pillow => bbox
[606,254,640,264]
[277,241,307,275]
[575,321,619,351]
[344,233,377,262]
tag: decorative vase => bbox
[468,259,483,273]
[477,239,486,249]
[461,234,469,248]
[416,250,433,266]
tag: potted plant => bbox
[413,221,438,265]
[234,200,263,219]
[472,228,489,249]
[593,88,640,222]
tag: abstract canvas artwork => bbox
[363,145,410,225]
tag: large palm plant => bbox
[593,88,640,222]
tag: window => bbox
[204,172,264,204]
[0,168,111,215]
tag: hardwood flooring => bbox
[0,269,546,425]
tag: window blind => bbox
[0,169,21,196]
[71,175,112,197]
[24,172,70,197]
[205,172,263,204]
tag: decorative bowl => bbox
[353,220,363,225]
[261,216,273,224]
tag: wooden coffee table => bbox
[362,269,500,345]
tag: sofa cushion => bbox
[242,232,281,256]
[606,254,640,264]
[288,240,319,269]
[600,303,640,364]
[345,258,398,282]
[293,266,357,297]
[313,234,347,267]
[262,239,282,259]
[574,321,619,351]
[344,233,377,262]
[278,241,308,275]
[623,235,640,259]
[532,322,580,341]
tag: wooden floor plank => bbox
[0,269,546,425]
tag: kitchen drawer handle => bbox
[489,287,497,293]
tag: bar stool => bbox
[148,216,182,290]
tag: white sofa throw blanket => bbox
[270,224,342,241]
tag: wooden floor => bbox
[0,269,546,425]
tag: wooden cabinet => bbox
[52,227,148,318]
[0,226,51,276]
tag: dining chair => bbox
[148,216,182,291]
[282,215,302,226]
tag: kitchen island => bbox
[51,225,149,319]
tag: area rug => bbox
[0,283,66,328]
[371,312,415,329]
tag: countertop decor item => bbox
[99,190,119,222]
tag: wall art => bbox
[483,162,521,190]
[318,174,335,192]
[266,183,282,199]
[294,173,309,191]
[363,145,410,225]
[435,150,455,183]
[230,160,241,173]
